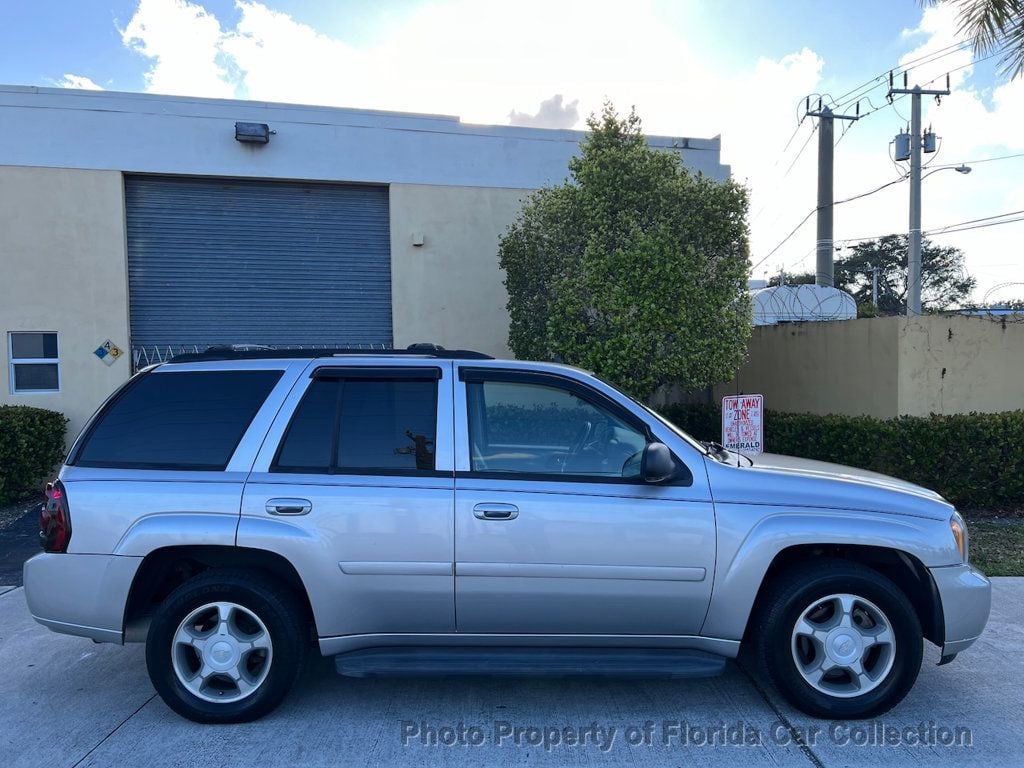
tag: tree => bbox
[924,1,1024,79]
[837,236,976,312]
[766,272,816,287]
[498,104,751,401]
[767,235,975,313]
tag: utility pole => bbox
[888,75,950,315]
[871,265,880,308]
[805,100,859,287]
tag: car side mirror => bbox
[642,441,679,484]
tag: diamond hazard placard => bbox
[94,339,124,367]
[722,394,764,454]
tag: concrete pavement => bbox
[1,579,1021,768]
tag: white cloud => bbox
[56,74,105,90]
[121,0,235,98]
[509,95,580,129]
[114,0,1023,300]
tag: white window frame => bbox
[8,331,61,395]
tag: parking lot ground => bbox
[1,579,1021,768]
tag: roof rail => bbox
[167,344,494,363]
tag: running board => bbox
[334,647,727,678]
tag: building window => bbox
[8,332,60,394]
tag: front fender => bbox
[700,505,957,640]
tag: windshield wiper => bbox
[700,440,731,463]
[701,440,755,467]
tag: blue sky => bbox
[1,0,1020,300]
[0,1,960,94]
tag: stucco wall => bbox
[713,319,900,418]
[0,166,130,444]
[896,315,1024,416]
[713,316,1024,418]
[389,183,530,357]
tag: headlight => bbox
[950,512,968,564]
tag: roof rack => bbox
[166,343,494,363]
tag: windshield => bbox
[587,372,711,456]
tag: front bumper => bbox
[929,563,991,656]
[23,553,142,644]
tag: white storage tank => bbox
[752,285,857,326]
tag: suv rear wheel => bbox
[752,559,923,719]
[146,570,307,723]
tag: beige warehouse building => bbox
[0,85,728,437]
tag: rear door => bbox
[453,366,716,636]
[238,360,455,639]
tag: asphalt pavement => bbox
[0,578,1021,767]
[0,501,42,586]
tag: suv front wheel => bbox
[753,559,923,719]
[146,570,308,723]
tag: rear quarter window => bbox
[73,370,282,470]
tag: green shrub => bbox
[0,406,68,504]
[660,403,1024,511]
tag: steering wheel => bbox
[567,420,594,458]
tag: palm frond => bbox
[921,0,1024,78]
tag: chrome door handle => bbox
[266,498,312,515]
[473,503,519,520]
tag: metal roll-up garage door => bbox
[125,175,392,359]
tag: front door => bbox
[454,368,716,636]
[239,360,455,639]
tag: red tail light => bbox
[40,480,72,553]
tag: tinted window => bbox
[75,370,282,470]
[274,378,438,474]
[467,380,646,478]
[13,363,59,391]
[273,380,337,473]
[338,380,437,471]
[11,332,58,359]
[9,332,60,393]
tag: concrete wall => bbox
[389,184,529,357]
[0,166,130,444]
[713,315,1024,418]
[896,315,1024,417]
[713,319,900,418]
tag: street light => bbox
[923,163,972,180]
[904,163,972,314]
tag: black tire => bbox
[751,559,923,720]
[146,570,308,723]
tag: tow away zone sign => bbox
[722,394,764,454]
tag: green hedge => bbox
[0,406,68,504]
[660,403,1024,511]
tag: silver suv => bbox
[24,347,990,723]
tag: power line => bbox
[935,151,1024,168]
[829,41,973,114]
[755,44,997,264]
[751,122,819,224]
[932,215,1024,235]
[927,208,1024,235]
[835,174,909,205]
[829,41,972,111]
[751,209,817,271]
[831,207,1024,244]
[781,122,819,179]
[752,173,911,270]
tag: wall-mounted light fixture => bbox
[235,122,274,144]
